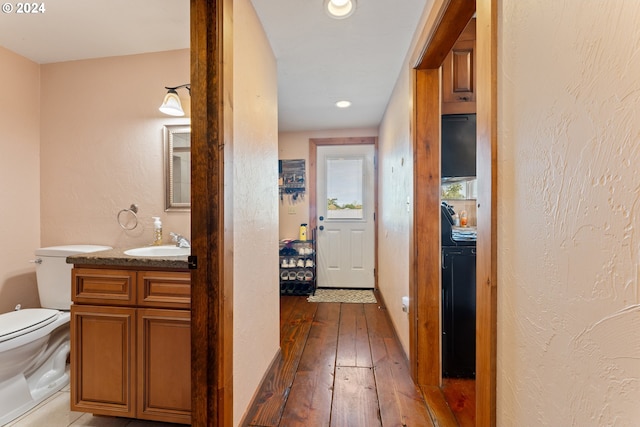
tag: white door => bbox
[316,144,375,289]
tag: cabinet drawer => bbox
[137,271,191,309]
[73,268,136,305]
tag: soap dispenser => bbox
[152,217,163,246]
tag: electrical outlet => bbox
[402,296,409,313]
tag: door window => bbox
[326,157,364,220]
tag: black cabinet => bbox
[442,246,476,378]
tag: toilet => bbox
[0,244,111,425]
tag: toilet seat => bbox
[0,309,60,344]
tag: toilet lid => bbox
[0,308,59,343]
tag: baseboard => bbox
[237,347,281,426]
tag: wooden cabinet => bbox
[441,18,476,115]
[71,267,191,424]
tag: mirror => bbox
[164,124,191,211]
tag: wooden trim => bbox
[413,0,476,70]
[411,0,497,426]
[475,0,498,424]
[308,137,379,289]
[190,0,234,425]
[237,349,282,426]
[412,68,442,386]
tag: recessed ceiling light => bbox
[336,100,352,108]
[325,0,356,19]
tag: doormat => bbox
[307,288,377,304]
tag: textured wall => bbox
[498,1,640,425]
[232,0,280,423]
[377,63,414,353]
[40,49,190,249]
[0,47,42,313]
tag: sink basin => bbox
[124,245,190,257]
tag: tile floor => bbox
[5,384,184,427]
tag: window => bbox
[326,157,364,220]
[441,178,477,200]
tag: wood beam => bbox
[190,0,234,425]
[412,68,442,385]
[415,0,476,70]
[475,0,497,425]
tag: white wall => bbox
[278,128,378,240]
[497,1,640,425]
[0,47,42,313]
[233,0,280,424]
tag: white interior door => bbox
[316,144,375,289]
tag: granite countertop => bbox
[66,247,190,269]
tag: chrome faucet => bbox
[170,232,191,248]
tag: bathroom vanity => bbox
[66,249,191,425]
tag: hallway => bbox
[242,294,442,426]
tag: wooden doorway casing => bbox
[190,0,234,425]
[410,1,497,426]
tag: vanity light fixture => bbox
[159,84,191,116]
[324,0,356,19]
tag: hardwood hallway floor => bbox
[242,294,436,427]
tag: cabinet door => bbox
[71,305,136,417]
[441,19,476,115]
[137,308,191,424]
[442,247,476,378]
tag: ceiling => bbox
[0,0,426,132]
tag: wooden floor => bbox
[242,293,475,427]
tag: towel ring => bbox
[117,204,139,230]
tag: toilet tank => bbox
[34,245,112,310]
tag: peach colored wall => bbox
[278,128,378,240]
[232,0,280,424]
[0,47,42,313]
[377,60,415,352]
[497,1,640,424]
[40,49,190,250]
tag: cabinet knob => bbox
[319,225,324,231]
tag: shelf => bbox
[279,238,316,296]
[280,281,315,296]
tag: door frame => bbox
[410,1,497,426]
[190,0,234,425]
[309,137,378,289]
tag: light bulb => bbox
[325,0,356,19]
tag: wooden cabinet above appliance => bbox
[442,18,476,115]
